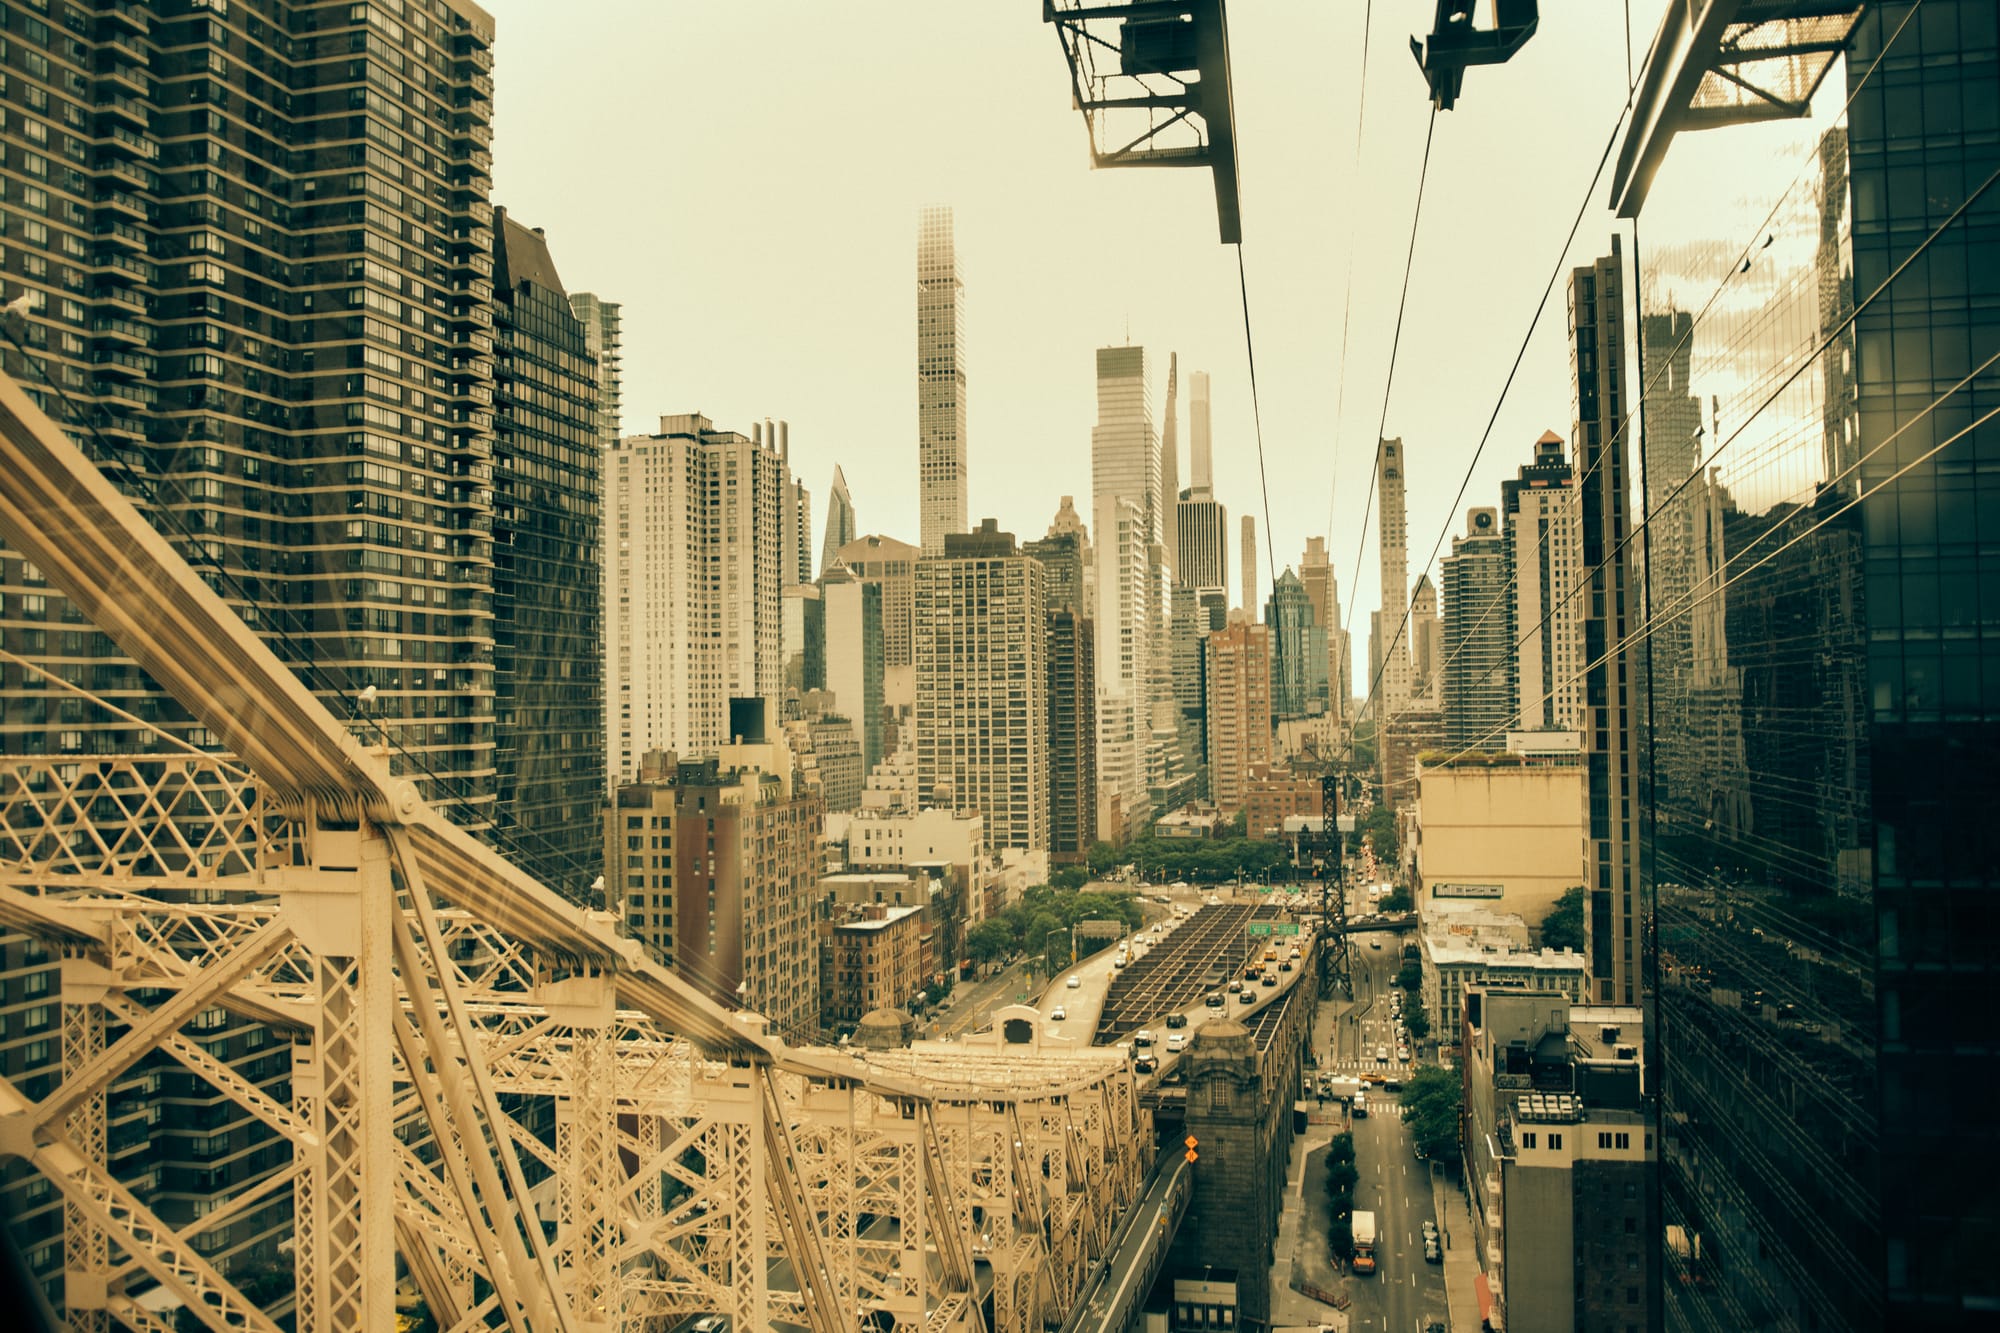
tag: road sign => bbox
[1246,923,1271,937]
[1184,1135,1198,1150]
[1185,1149,1198,1163]
[1272,922,1301,936]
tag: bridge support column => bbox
[546,973,620,1332]
[60,957,109,1333]
[280,822,398,1333]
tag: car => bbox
[1383,1077,1402,1092]
[1398,1047,1411,1062]
[1134,1054,1158,1074]
[1066,974,1081,989]
[1424,1237,1442,1264]
[1279,960,1293,972]
[1113,956,1127,969]
[1241,989,1257,1003]
[691,1318,729,1333]
[1134,1029,1155,1048]
[1167,1033,1186,1052]
[1261,974,1278,988]
[1206,992,1224,1008]
[1050,1006,1067,1021]
[1227,979,1243,993]
[1376,1045,1389,1063]
[1422,1220,1438,1240]
[1369,940,1383,950]
[1166,1012,1188,1029]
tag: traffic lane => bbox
[937,959,1032,1037]
[1345,1095,1447,1333]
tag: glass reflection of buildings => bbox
[1631,7,1998,1330]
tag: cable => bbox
[1430,371,2000,768]
[1322,0,1375,543]
[1235,244,1280,594]
[1431,137,1997,747]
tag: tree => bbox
[1325,1158,1359,1196]
[1051,864,1092,892]
[1327,1215,1354,1262]
[1380,888,1412,913]
[1404,992,1432,1041]
[1542,884,1586,953]
[1395,961,1422,993]
[1086,841,1121,875]
[1325,1131,1355,1165]
[1400,1065,1462,1162]
[965,919,1015,964]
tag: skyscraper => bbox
[604,415,788,786]
[821,564,885,776]
[1240,514,1258,616]
[836,534,919,673]
[1568,242,1641,1010]
[1205,613,1274,817]
[490,212,606,899]
[914,521,1049,850]
[1624,10,2000,1324]
[1439,508,1512,754]
[569,291,624,450]
[1375,438,1414,720]
[1159,352,1180,586]
[1504,430,1579,732]
[1046,605,1098,863]
[763,420,811,588]
[1300,536,1350,721]
[820,465,856,577]
[1265,568,1327,721]
[1409,573,1441,703]
[1092,345,1160,830]
[1176,490,1230,593]
[1189,369,1214,492]
[917,205,967,555]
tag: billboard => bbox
[1431,882,1504,899]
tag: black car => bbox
[1166,1011,1188,1028]
[1134,1054,1158,1073]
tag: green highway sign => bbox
[1246,923,1271,936]
[1272,922,1301,936]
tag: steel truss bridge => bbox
[0,371,1157,1332]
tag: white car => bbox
[1398,1046,1412,1062]
[1050,1006,1067,1022]
[1066,975,1082,989]
[1166,1033,1187,1052]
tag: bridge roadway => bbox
[1050,933,1316,1330]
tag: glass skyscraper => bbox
[1630,5,1999,1326]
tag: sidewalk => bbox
[1429,1166,1482,1333]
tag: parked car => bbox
[1424,1237,1442,1264]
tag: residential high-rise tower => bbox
[1439,508,1512,754]
[917,206,967,555]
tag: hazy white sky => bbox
[489,2,1660,653]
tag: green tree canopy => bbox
[1395,961,1422,992]
[1325,1131,1355,1165]
[1404,992,1432,1041]
[1325,1158,1359,1196]
[964,919,1016,964]
[1401,1065,1462,1162]
[1541,884,1586,953]
[1380,888,1412,913]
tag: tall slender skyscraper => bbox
[1092,346,1160,828]
[1569,241,1641,1007]
[1159,353,1180,586]
[1300,536,1350,720]
[917,206,967,555]
[1409,573,1441,702]
[1205,613,1274,817]
[1375,439,1414,722]
[1241,515,1259,615]
[1189,370,1214,492]
[820,465,856,576]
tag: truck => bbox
[1351,1210,1378,1275]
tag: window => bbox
[1548,1133,1562,1150]
[1521,1132,1536,1149]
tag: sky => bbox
[488,2,1662,674]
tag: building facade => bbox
[1414,753,1585,930]
[1375,438,1414,721]
[821,565,884,775]
[604,414,787,786]
[490,212,604,900]
[1567,243,1642,1007]
[917,205,966,555]
[1440,507,1513,754]
[1046,604,1098,863]
[1625,8,2000,1325]
[820,903,927,1026]
[914,520,1049,851]
[1505,430,1579,732]
[606,713,824,1040]
[1204,614,1273,817]
[836,534,918,672]
[1264,568,1326,721]
[819,463,855,578]
[1461,989,1657,1333]
[568,291,623,449]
